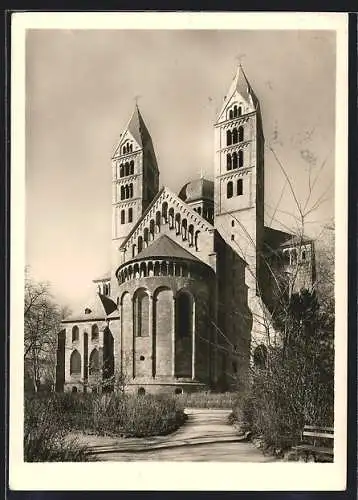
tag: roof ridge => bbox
[123,233,201,264]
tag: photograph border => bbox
[6,10,355,495]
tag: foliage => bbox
[236,287,334,453]
[24,392,187,458]
[175,391,237,409]
[24,395,94,462]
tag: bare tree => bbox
[24,271,67,392]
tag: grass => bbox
[24,392,187,461]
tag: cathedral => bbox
[56,66,315,394]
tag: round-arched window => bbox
[138,387,146,396]
[70,350,81,375]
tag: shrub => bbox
[24,395,94,462]
[175,391,237,409]
[24,391,187,459]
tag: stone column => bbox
[64,327,71,384]
[171,296,176,377]
[192,299,196,380]
[150,295,156,378]
[80,327,85,381]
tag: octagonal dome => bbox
[178,177,214,204]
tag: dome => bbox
[178,177,214,203]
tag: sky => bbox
[25,29,336,310]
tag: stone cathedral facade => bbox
[56,66,315,394]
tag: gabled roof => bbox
[92,270,111,283]
[62,293,118,323]
[134,234,201,262]
[120,186,214,249]
[120,187,165,248]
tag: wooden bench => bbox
[292,425,334,462]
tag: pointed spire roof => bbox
[126,104,151,148]
[216,64,260,124]
[227,64,252,102]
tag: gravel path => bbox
[71,408,278,462]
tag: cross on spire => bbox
[134,95,142,106]
[235,53,246,66]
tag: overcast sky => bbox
[25,29,336,309]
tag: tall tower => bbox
[214,65,264,294]
[111,105,159,264]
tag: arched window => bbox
[239,150,244,168]
[122,145,126,155]
[129,184,133,198]
[121,210,125,224]
[226,130,232,146]
[134,291,149,337]
[197,207,201,215]
[143,227,149,246]
[148,262,154,277]
[169,207,174,229]
[89,349,99,375]
[149,219,155,240]
[138,236,143,253]
[128,207,133,223]
[238,126,244,142]
[238,106,242,116]
[161,261,168,276]
[130,144,133,152]
[125,185,129,199]
[237,179,243,196]
[91,324,99,341]
[138,387,146,395]
[125,162,129,176]
[140,262,147,278]
[162,202,168,223]
[176,291,193,338]
[253,344,267,369]
[120,164,124,177]
[232,152,238,169]
[229,110,233,120]
[227,181,233,199]
[181,219,187,240]
[233,105,238,118]
[130,160,134,175]
[70,350,81,375]
[194,230,200,251]
[154,261,160,276]
[132,244,136,258]
[188,225,194,246]
[155,211,161,233]
[72,325,79,342]
[121,186,125,200]
[175,213,181,235]
[232,128,238,144]
[227,153,232,170]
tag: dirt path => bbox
[72,408,278,462]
